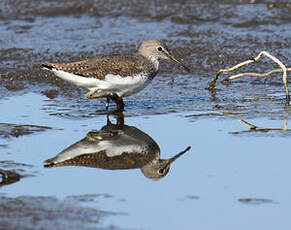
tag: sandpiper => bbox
[42,38,189,111]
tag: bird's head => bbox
[138,39,190,72]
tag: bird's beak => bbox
[167,53,191,73]
[165,146,191,166]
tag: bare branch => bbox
[209,51,290,103]
[224,68,291,81]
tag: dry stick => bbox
[209,59,255,89]
[209,51,290,103]
[224,68,291,81]
[208,59,256,89]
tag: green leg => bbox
[86,90,111,110]
[86,90,123,112]
[105,97,110,111]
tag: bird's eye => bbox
[158,168,165,175]
[157,46,163,52]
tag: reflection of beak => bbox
[167,53,191,73]
[165,146,191,166]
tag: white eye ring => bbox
[158,168,165,175]
[157,46,163,52]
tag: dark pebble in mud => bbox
[0,169,21,187]
[238,198,278,205]
[0,195,124,230]
[41,89,59,99]
[0,123,53,139]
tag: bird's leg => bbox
[105,97,110,111]
[110,93,124,112]
[86,90,123,112]
[86,90,112,111]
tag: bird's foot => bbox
[86,89,101,99]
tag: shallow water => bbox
[1,93,291,230]
[1,0,291,229]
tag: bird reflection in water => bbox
[44,113,191,179]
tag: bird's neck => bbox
[149,56,159,71]
[138,51,159,71]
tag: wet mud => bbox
[0,0,290,118]
[0,123,54,139]
[0,160,35,186]
[0,194,124,230]
[0,169,21,187]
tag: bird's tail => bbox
[41,63,55,70]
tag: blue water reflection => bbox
[1,93,291,230]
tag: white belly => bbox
[100,74,150,97]
[49,68,151,97]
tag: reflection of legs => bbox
[116,111,124,125]
[110,93,124,112]
[106,111,124,126]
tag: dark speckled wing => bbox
[42,53,156,80]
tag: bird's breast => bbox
[101,73,152,97]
